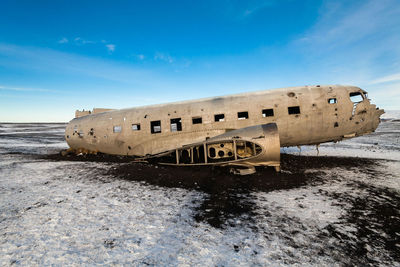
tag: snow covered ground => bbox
[0,114,399,266]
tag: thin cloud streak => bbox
[295,0,400,49]
[288,0,400,108]
[58,37,115,50]
[106,44,116,52]
[74,37,96,45]
[370,73,400,85]
[154,52,174,63]
[58,37,68,44]
[0,43,156,85]
[0,85,57,93]
[365,82,400,110]
[241,0,277,18]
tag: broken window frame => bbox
[170,118,182,132]
[288,106,301,115]
[150,120,161,134]
[214,114,225,122]
[192,117,202,124]
[113,125,122,133]
[262,108,274,117]
[237,111,249,120]
[131,123,141,131]
[349,92,364,103]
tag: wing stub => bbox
[146,123,281,171]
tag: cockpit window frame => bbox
[362,90,369,99]
[349,92,364,103]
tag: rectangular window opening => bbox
[328,98,337,104]
[113,125,122,133]
[262,108,274,117]
[151,120,161,134]
[170,118,182,132]
[288,106,301,115]
[237,111,249,120]
[192,117,202,124]
[132,123,141,131]
[214,114,225,122]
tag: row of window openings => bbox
[92,97,340,134]
[108,97,341,134]
[113,107,301,134]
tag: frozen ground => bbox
[0,114,399,266]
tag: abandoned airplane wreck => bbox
[64,85,384,173]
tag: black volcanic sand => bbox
[43,153,400,265]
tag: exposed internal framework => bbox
[150,123,281,172]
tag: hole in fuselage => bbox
[209,147,216,158]
[288,106,301,115]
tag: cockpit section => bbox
[346,87,384,136]
[349,89,370,116]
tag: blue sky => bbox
[0,0,399,122]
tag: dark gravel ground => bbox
[43,152,400,266]
[1,121,399,266]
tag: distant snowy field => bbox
[0,112,399,266]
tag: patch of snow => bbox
[1,122,399,266]
[381,110,400,120]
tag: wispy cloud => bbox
[58,37,68,44]
[106,44,116,53]
[370,72,400,85]
[241,0,277,18]
[58,37,116,53]
[288,0,400,88]
[154,52,174,63]
[365,82,400,110]
[219,0,281,20]
[0,85,56,92]
[0,43,154,85]
[74,37,95,45]
[296,0,400,49]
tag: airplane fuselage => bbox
[65,85,384,158]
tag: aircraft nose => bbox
[374,107,385,129]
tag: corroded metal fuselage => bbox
[65,85,384,169]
